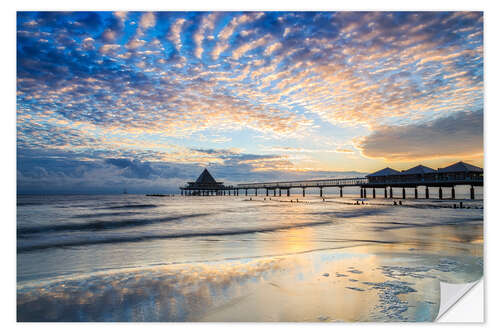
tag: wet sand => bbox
[17,195,483,322]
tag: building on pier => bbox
[437,161,483,181]
[400,165,437,182]
[367,161,482,185]
[362,161,482,200]
[179,169,233,196]
[366,167,401,183]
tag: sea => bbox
[17,187,483,322]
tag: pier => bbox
[181,161,483,200]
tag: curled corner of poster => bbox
[436,278,484,322]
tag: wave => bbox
[17,213,210,235]
[72,212,141,219]
[17,202,44,206]
[99,204,158,210]
[309,208,385,219]
[372,216,483,231]
[17,221,332,253]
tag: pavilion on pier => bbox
[180,169,233,196]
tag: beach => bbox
[17,192,483,322]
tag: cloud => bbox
[101,29,117,42]
[232,35,271,60]
[17,11,483,135]
[114,11,127,23]
[99,43,121,54]
[168,18,187,52]
[264,42,282,56]
[105,158,155,179]
[356,109,483,161]
[193,13,217,59]
[336,148,354,154]
[17,148,365,194]
[125,38,146,50]
[212,13,260,60]
[139,12,156,31]
[81,37,95,50]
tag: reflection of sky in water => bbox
[17,195,483,321]
[17,247,482,322]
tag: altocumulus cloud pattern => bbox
[17,12,483,194]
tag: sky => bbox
[16,11,483,194]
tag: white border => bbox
[4,0,498,331]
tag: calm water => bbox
[17,191,483,322]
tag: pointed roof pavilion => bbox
[195,168,217,184]
[437,161,483,173]
[401,164,436,175]
[366,167,401,177]
[180,168,230,193]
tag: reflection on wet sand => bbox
[18,239,482,321]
